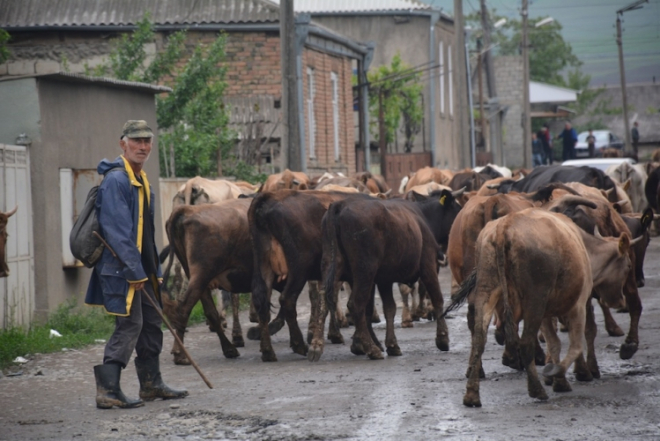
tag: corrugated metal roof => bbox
[269,0,432,13]
[0,72,173,94]
[0,0,281,28]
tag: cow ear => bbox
[618,233,631,255]
[298,183,308,190]
[641,207,654,230]
[439,189,453,206]
[612,203,623,214]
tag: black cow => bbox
[497,165,616,195]
[310,190,462,361]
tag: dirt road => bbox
[2,242,660,440]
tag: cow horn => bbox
[292,179,300,186]
[594,225,604,238]
[630,234,644,246]
[605,188,614,196]
[653,214,660,220]
[622,178,632,192]
[451,186,467,197]
[486,183,500,189]
[4,205,17,217]
[615,199,630,206]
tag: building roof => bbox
[268,0,431,13]
[0,0,280,29]
[530,81,579,104]
[0,72,173,94]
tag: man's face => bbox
[121,137,152,167]
[565,123,572,129]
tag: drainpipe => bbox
[361,42,375,171]
[429,11,441,167]
[295,14,311,174]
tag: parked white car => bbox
[562,157,635,172]
[575,130,624,158]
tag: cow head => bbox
[0,206,18,277]
[622,208,654,287]
[590,227,640,309]
[409,189,463,251]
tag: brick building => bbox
[1,0,373,176]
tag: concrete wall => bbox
[494,56,524,168]
[0,78,42,145]
[6,77,163,320]
[312,15,458,166]
[434,20,460,169]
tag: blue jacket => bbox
[85,156,162,316]
[558,128,578,149]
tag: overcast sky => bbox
[425,0,660,87]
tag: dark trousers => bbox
[103,281,163,367]
[562,145,575,161]
[543,146,553,164]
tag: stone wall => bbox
[493,55,524,168]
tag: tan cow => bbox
[173,176,247,207]
[260,169,310,192]
[0,206,17,277]
[399,166,454,194]
[448,208,631,406]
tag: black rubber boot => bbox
[94,364,144,409]
[135,358,189,401]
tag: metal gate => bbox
[0,144,35,329]
[381,152,432,193]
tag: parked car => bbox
[562,157,636,172]
[575,130,624,158]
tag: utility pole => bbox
[454,0,469,168]
[521,0,531,169]
[616,0,648,153]
[280,0,302,171]
[480,0,500,163]
[477,38,487,152]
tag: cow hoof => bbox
[249,312,259,323]
[606,326,625,337]
[367,349,384,360]
[291,341,309,356]
[616,306,629,313]
[590,367,601,379]
[328,333,344,344]
[619,343,638,360]
[223,348,240,359]
[173,356,191,366]
[552,377,572,393]
[494,328,505,346]
[371,315,381,324]
[542,363,562,378]
[386,345,402,356]
[463,392,482,408]
[502,353,523,371]
[637,279,645,288]
[350,341,366,356]
[308,347,323,362]
[261,350,278,362]
[435,336,449,352]
[246,326,261,341]
[543,375,553,386]
[232,335,245,348]
[401,320,414,328]
[530,387,549,401]
[575,370,593,382]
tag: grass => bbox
[0,292,253,371]
[0,300,115,371]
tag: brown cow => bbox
[315,177,369,193]
[447,208,631,406]
[354,171,390,194]
[163,199,261,364]
[448,171,491,192]
[260,169,310,192]
[312,190,462,361]
[0,206,17,277]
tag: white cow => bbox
[605,162,648,213]
[473,163,513,179]
[173,176,249,207]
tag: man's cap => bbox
[121,120,154,139]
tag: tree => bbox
[0,29,11,64]
[367,53,424,153]
[89,15,262,182]
[466,10,581,86]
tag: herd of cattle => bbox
[160,160,660,407]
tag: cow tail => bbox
[440,269,476,318]
[248,193,274,315]
[323,203,342,315]
[164,208,190,300]
[494,229,518,354]
[161,244,174,296]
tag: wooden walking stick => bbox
[94,232,214,389]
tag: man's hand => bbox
[132,281,145,291]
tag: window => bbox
[448,45,453,116]
[439,41,445,114]
[307,67,316,159]
[331,72,340,161]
